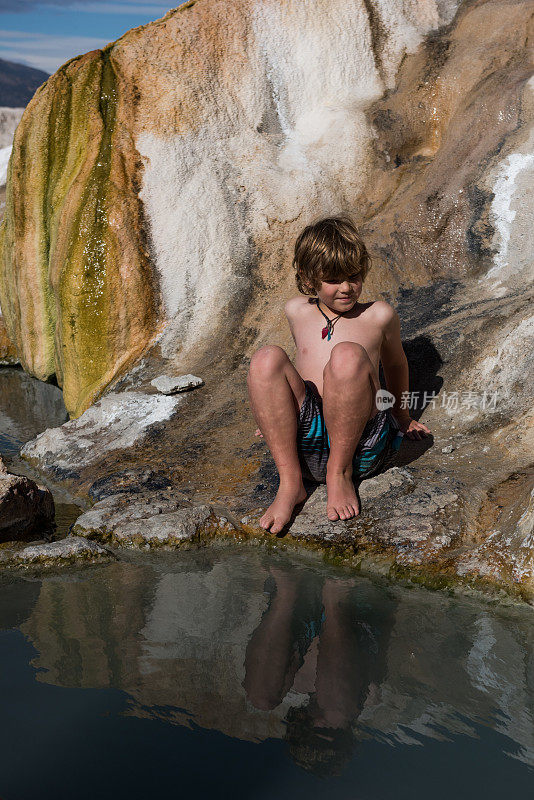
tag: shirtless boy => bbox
[247,216,431,534]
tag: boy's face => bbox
[315,271,363,313]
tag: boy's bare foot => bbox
[259,482,308,534]
[326,472,360,521]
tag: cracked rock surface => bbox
[72,490,237,547]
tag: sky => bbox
[0,0,177,74]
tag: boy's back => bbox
[285,295,392,399]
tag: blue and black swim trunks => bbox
[296,380,404,484]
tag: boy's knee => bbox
[324,342,369,376]
[248,345,289,378]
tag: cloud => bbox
[0,0,175,71]
[70,3,170,12]
[0,29,109,72]
[0,0,170,11]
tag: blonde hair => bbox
[292,215,372,297]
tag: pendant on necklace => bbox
[321,325,329,340]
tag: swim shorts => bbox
[296,380,404,484]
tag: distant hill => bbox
[0,58,49,107]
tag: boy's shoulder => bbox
[368,299,398,325]
[284,295,313,316]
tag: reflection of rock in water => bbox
[0,577,41,630]
[20,550,294,741]
[465,613,534,767]
[134,552,285,740]
[357,591,534,765]
[18,550,534,764]
[0,368,67,456]
[21,561,150,690]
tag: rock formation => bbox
[0,106,23,362]
[0,0,533,599]
[0,316,17,364]
[0,0,463,417]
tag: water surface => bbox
[1,546,533,799]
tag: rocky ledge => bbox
[0,535,110,569]
[53,461,529,605]
[71,489,236,547]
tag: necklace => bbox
[313,298,345,341]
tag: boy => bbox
[247,216,431,534]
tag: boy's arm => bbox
[377,303,431,439]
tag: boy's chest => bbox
[293,312,384,370]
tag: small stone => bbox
[441,444,454,453]
[151,374,204,395]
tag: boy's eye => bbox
[325,273,361,284]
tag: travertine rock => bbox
[72,489,237,547]
[21,391,181,473]
[0,107,24,150]
[0,52,157,417]
[0,535,110,568]
[0,313,18,364]
[0,0,461,416]
[2,0,534,598]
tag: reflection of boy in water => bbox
[243,567,395,777]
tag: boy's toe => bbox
[270,519,284,534]
[259,512,274,531]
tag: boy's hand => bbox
[254,427,264,438]
[395,415,431,440]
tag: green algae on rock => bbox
[0,48,158,417]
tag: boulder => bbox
[0,456,54,540]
